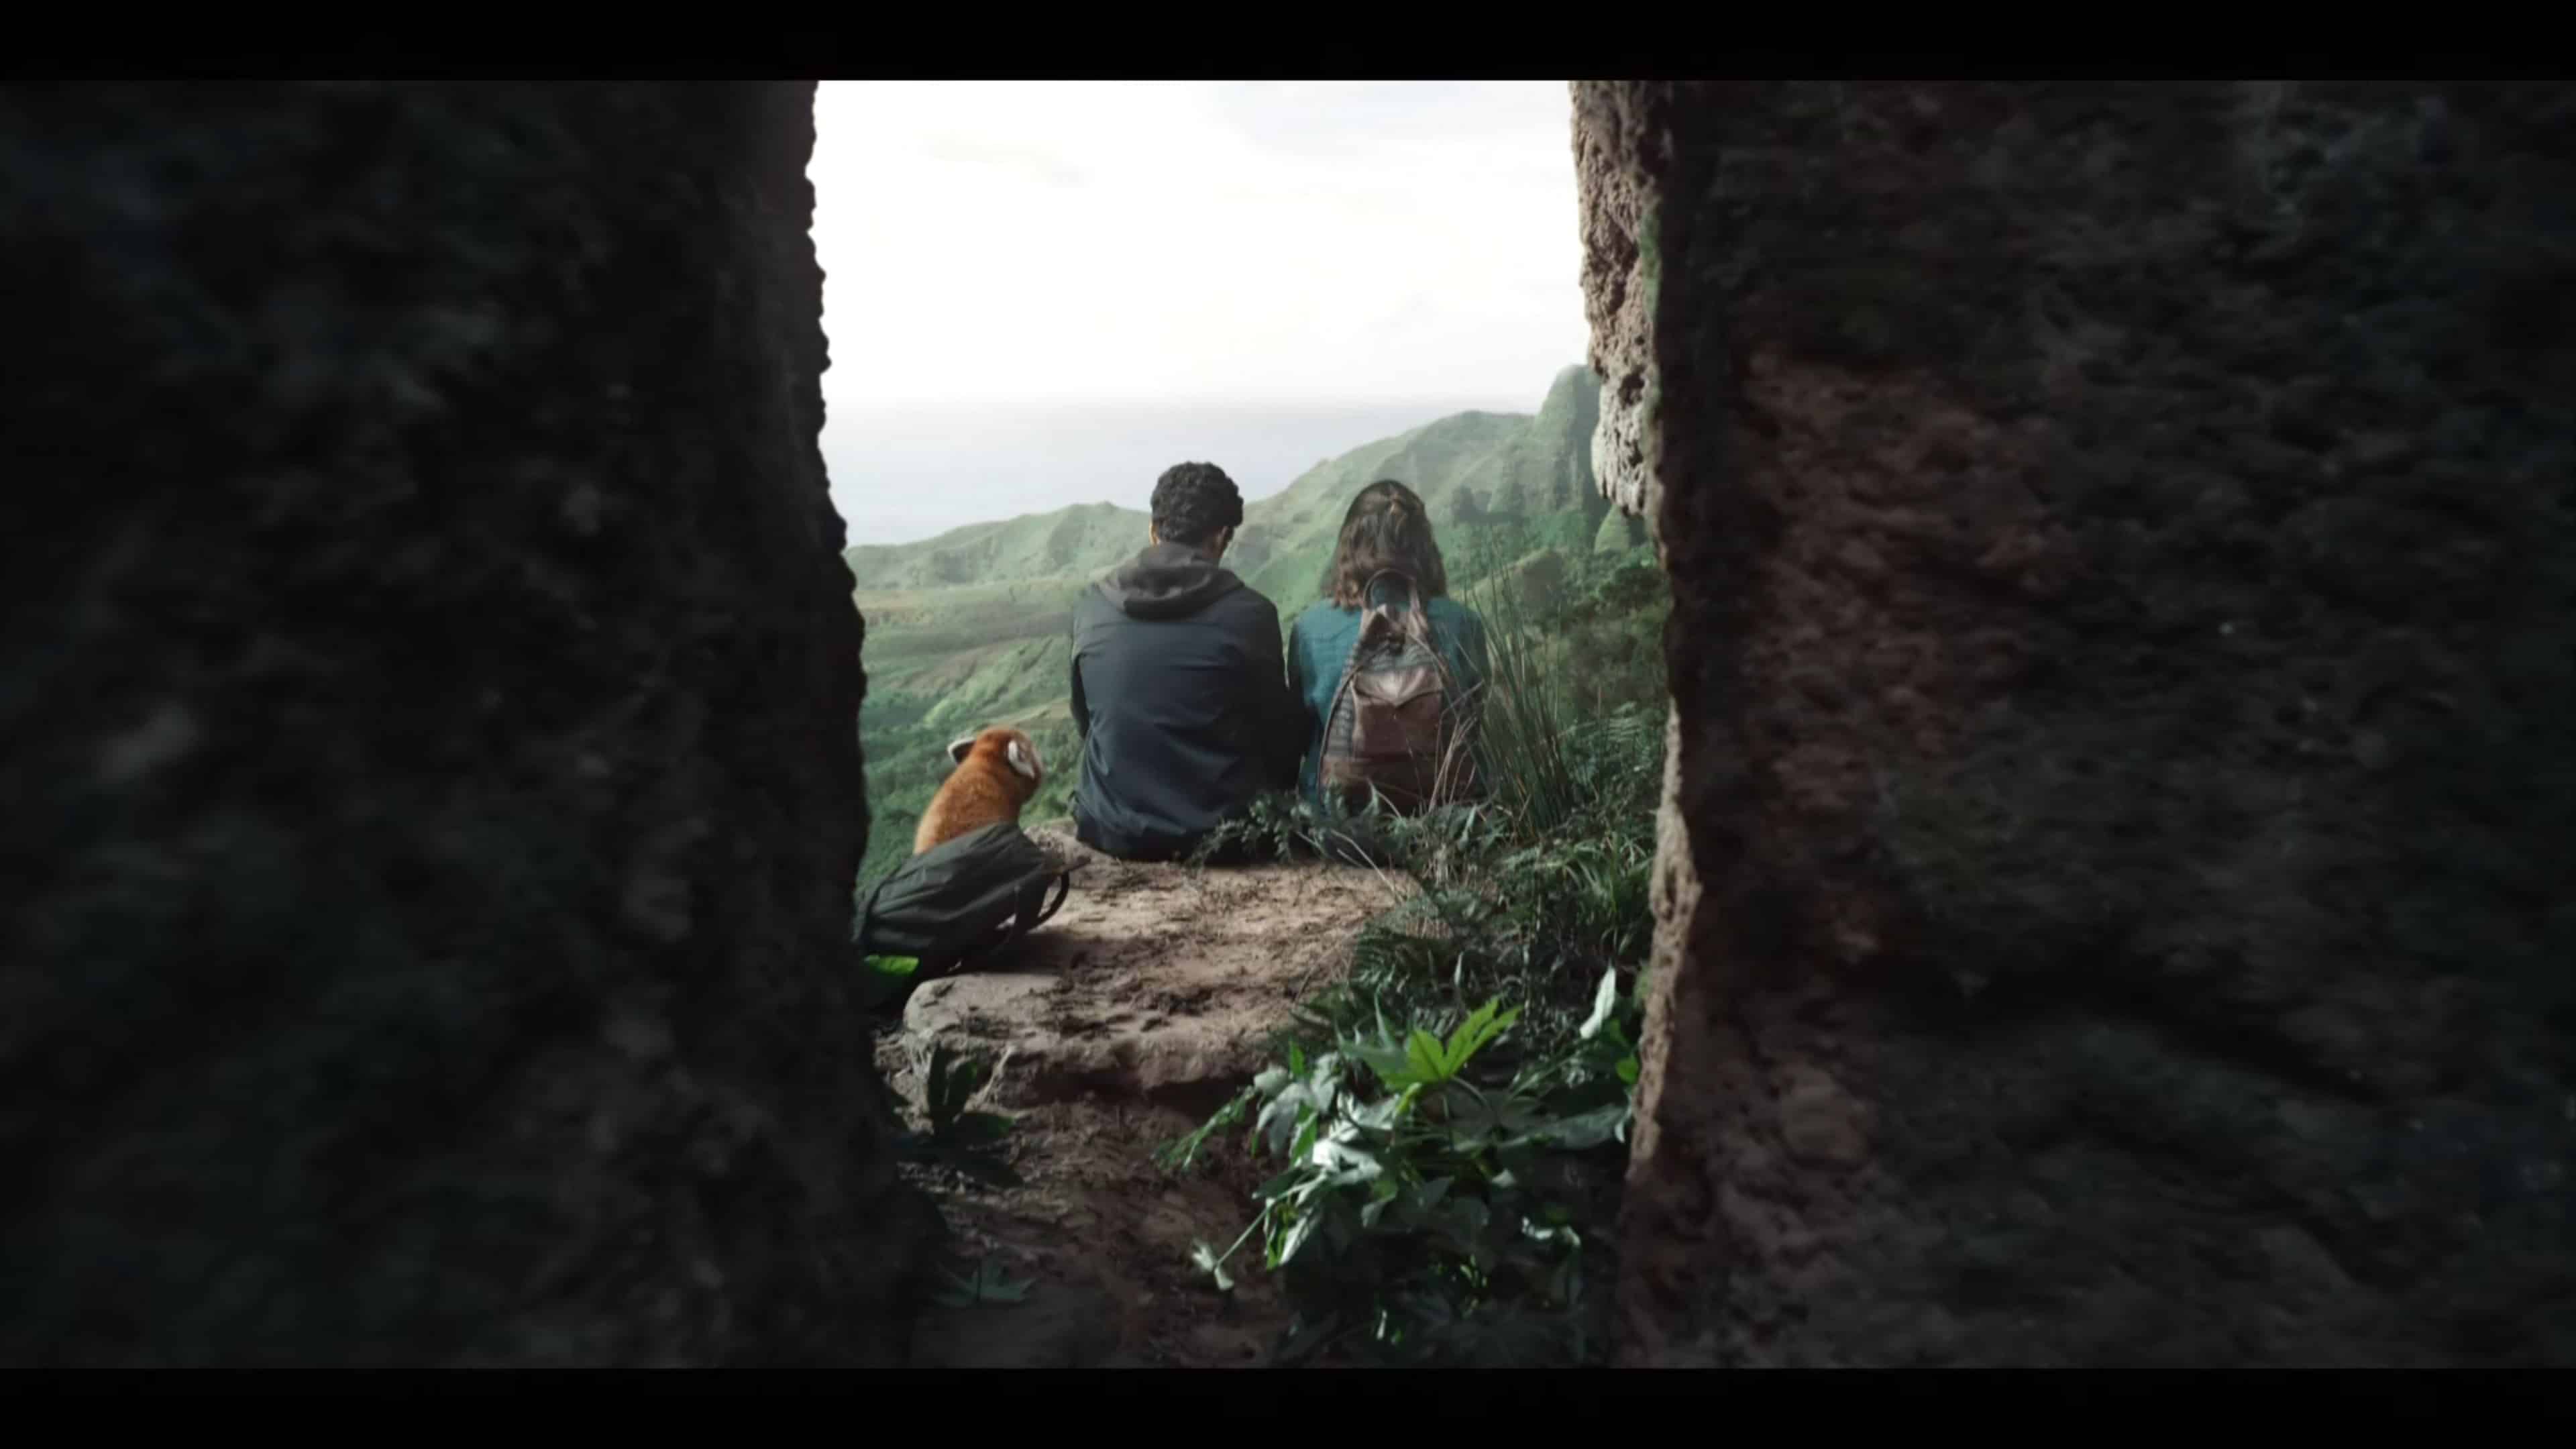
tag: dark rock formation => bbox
[1578,81,2576,1365]
[1,83,931,1364]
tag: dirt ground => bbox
[877,825,1407,1368]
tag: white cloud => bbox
[810,80,1585,409]
[808,81,1591,540]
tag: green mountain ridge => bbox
[842,499,1146,593]
[841,364,1604,603]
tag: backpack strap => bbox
[1028,867,1075,931]
[961,864,1079,967]
[1320,603,1391,757]
[1360,568,1438,649]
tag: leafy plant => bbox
[1188,790,1344,866]
[1181,969,1643,1366]
[931,1254,1034,1309]
[894,1040,1020,1189]
[1349,998,1522,1092]
[1156,1080,1258,1176]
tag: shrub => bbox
[1171,969,1645,1365]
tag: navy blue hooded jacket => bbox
[1069,542,1303,861]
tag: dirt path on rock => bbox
[877,825,1407,1368]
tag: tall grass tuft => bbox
[1456,525,1587,845]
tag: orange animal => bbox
[912,726,1045,855]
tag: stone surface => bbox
[899,827,1400,1112]
[1579,80,2576,1365]
[1572,83,1660,525]
[1,83,933,1364]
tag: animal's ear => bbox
[947,735,978,764]
[1006,737,1040,782]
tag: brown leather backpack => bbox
[1318,572,1472,814]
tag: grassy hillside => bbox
[844,500,1146,592]
[845,367,1615,886]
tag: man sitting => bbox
[1069,462,1301,861]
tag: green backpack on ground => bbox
[853,821,1074,983]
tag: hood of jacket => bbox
[1097,541,1244,621]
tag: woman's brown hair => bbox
[1322,479,1448,607]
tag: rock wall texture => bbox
[1578,80,2576,1365]
[1574,85,1658,523]
[1,83,931,1364]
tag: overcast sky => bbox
[810,82,1590,544]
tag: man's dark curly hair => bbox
[1150,462,1244,549]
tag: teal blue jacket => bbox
[1285,593,1491,810]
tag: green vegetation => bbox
[1169,965,1647,1365]
[1167,521,1669,1366]
[894,1038,1021,1191]
[885,1029,1036,1316]
[932,1256,1034,1309]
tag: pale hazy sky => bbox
[809,82,1591,544]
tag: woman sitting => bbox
[1285,479,1491,818]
